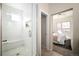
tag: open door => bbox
[1,3,36,56]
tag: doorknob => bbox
[2,40,7,42]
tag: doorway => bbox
[52,8,73,56]
[41,12,47,55]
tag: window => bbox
[62,22,70,29]
[57,22,71,37]
[57,23,62,30]
[62,22,71,32]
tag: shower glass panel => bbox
[2,3,33,56]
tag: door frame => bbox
[40,10,49,55]
[41,11,47,50]
[36,5,50,56]
[32,4,37,56]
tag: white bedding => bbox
[53,31,66,45]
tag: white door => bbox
[2,3,36,56]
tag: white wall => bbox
[49,3,79,55]
[39,4,49,13]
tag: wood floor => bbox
[41,48,62,56]
[53,44,73,56]
[41,44,74,56]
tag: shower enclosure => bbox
[0,3,37,56]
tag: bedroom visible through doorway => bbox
[52,8,73,56]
